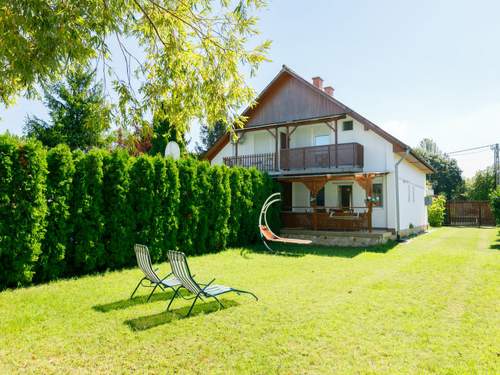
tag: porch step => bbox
[280,228,395,247]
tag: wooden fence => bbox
[445,201,495,226]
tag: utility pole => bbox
[492,143,500,187]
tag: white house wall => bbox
[212,116,396,174]
[395,156,427,230]
[292,182,310,212]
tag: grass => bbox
[0,227,499,374]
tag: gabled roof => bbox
[205,65,433,173]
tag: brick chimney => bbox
[324,86,335,96]
[312,76,323,90]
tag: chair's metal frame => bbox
[259,192,282,252]
[130,244,181,302]
[166,250,258,317]
[130,272,177,302]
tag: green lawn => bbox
[0,227,499,374]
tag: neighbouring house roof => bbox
[204,65,434,173]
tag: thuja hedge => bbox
[0,136,279,289]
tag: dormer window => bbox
[342,121,353,131]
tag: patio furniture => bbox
[166,250,258,317]
[130,244,181,301]
[259,192,312,252]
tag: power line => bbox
[450,149,491,157]
[446,144,494,155]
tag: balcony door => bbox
[280,132,288,149]
[338,185,352,208]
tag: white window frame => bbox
[372,182,384,208]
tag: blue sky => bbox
[1,0,499,177]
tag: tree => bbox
[465,167,496,201]
[149,113,188,156]
[415,140,465,199]
[489,186,500,225]
[24,67,111,150]
[2,1,270,135]
[419,138,442,155]
[196,121,226,155]
[415,139,465,199]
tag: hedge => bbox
[0,136,47,288]
[34,144,74,282]
[0,135,280,289]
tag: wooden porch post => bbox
[354,173,375,232]
[334,119,338,168]
[301,178,328,231]
[275,127,279,170]
[235,135,239,159]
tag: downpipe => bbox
[395,149,410,241]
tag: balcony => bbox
[222,142,364,173]
[280,142,363,171]
[223,152,276,172]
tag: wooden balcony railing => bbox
[223,143,364,173]
[223,152,276,172]
[280,142,363,170]
[281,205,372,231]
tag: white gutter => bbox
[395,148,410,241]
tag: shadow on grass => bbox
[242,240,398,259]
[490,230,500,250]
[93,290,178,313]
[124,299,239,331]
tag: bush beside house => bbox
[428,195,446,227]
[0,135,279,289]
[490,187,500,225]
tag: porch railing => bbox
[223,152,276,172]
[280,142,363,170]
[281,205,372,231]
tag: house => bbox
[205,65,434,245]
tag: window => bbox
[372,183,383,207]
[342,120,353,131]
[314,134,330,146]
[316,187,325,207]
[338,185,352,208]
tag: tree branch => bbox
[132,0,168,47]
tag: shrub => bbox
[227,168,244,246]
[0,135,47,288]
[428,194,446,227]
[102,149,134,269]
[150,156,180,261]
[68,149,106,274]
[0,137,279,288]
[177,158,199,255]
[128,155,156,258]
[489,187,500,225]
[35,144,74,282]
[238,168,256,244]
[194,161,212,254]
[207,165,231,251]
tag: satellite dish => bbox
[164,141,180,160]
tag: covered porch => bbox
[278,172,386,233]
